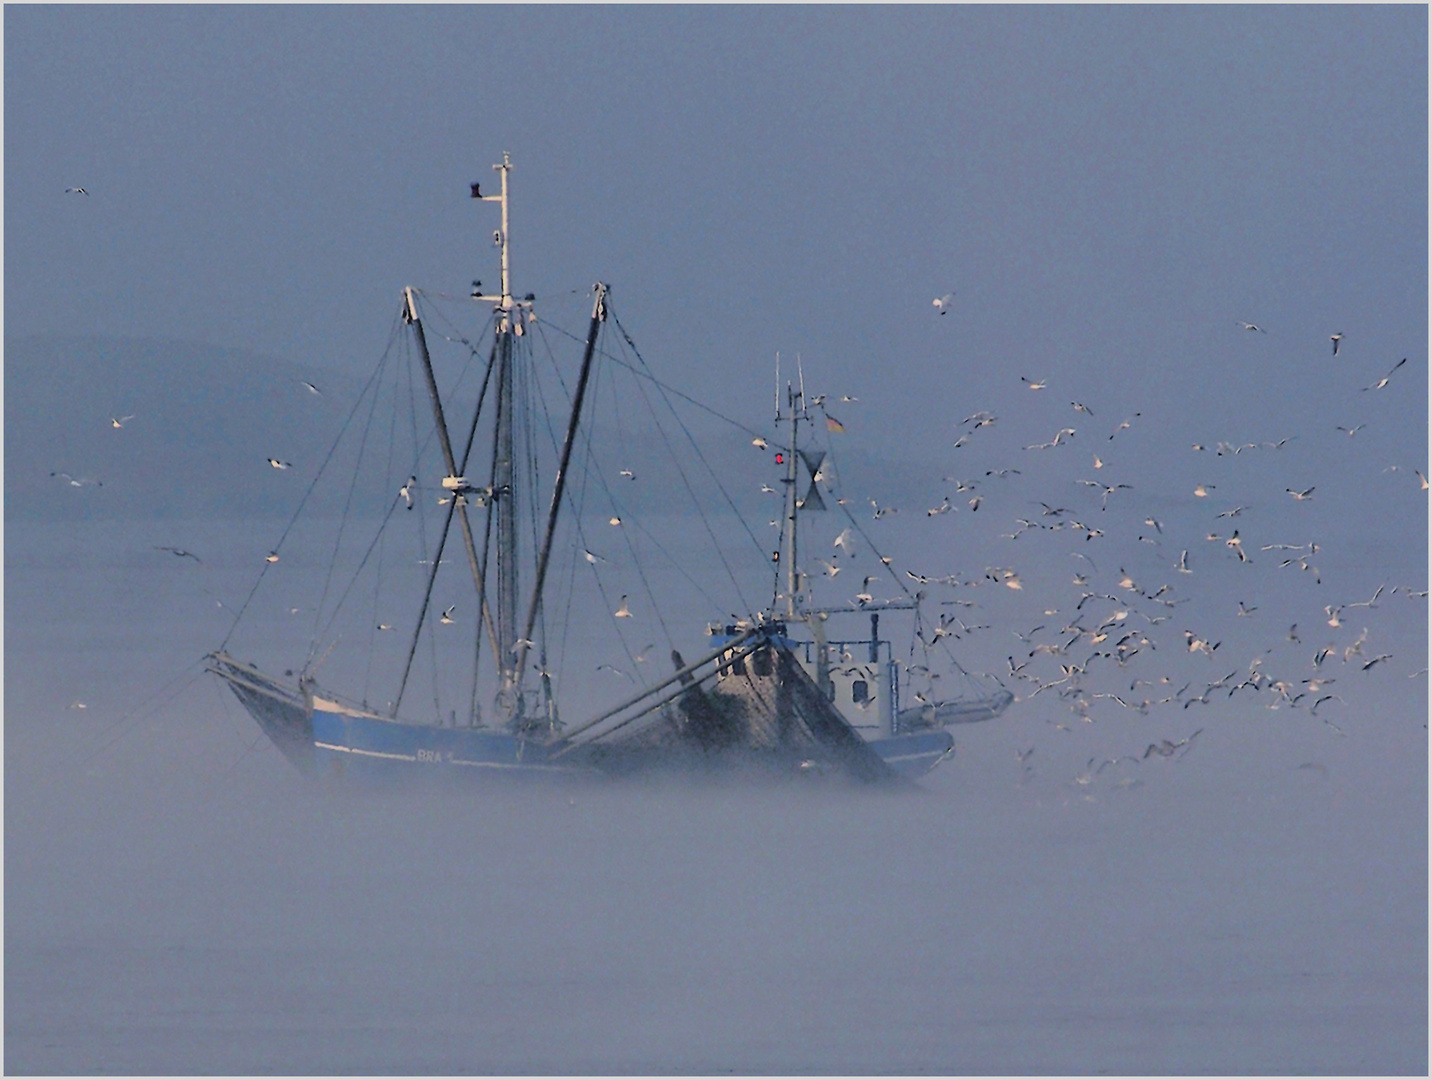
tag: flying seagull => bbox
[1225,530,1249,563]
[1144,729,1203,759]
[614,596,632,618]
[932,292,955,314]
[267,458,292,470]
[1361,357,1407,391]
[1079,480,1132,509]
[1025,427,1076,450]
[1108,414,1142,440]
[50,471,102,487]
[1236,320,1267,333]
[110,415,135,429]
[64,187,88,195]
[154,546,201,562]
[1347,585,1384,609]
[1330,332,1344,356]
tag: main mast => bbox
[473,154,522,715]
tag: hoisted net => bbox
[569,637,902,783]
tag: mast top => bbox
[471,152,519,326]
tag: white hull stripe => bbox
[880,748,954,764]
[314,741,416,762]
[314,741,585,772]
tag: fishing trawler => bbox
[208,155,1010,784]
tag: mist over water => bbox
[6,512,1426,1073]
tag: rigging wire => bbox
[609,313,762,616]
[364,337,409,704]
[578,357,665,660]
[539,317,775,445]
[529,317,587,699]
[309,322,398,667]
[517,336,552,695]
[395,302,494,722]
[817,418,1003,692]
[531,312,768,619]
[410,293,504,720]
[524,330,597,697]
[302,293,498,717]
[73,659,208,773]
[542,309,779,618]
[528,318,658,676]
[220,313,408,654]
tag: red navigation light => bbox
[774,453,784,465]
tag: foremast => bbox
[772,370,827,623]
[777,381,803,620]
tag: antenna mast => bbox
[779,382,804,620]
[473,152,514,323]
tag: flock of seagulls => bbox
[798,310,1426,786]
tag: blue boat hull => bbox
[310,710,589,782]
[868,730,955,777]
[211,651,956,784]
[308,711,954,783]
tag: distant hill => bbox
[5,334,950,526]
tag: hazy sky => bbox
[7,6,1425,423]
